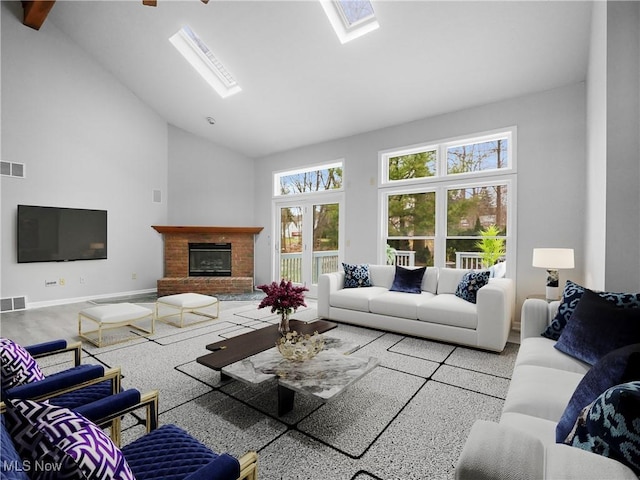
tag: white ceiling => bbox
[46,1,593,159]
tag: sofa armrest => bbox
[455,420,544,480]
[545,444,638,479]
[318,271,345,318]
[475,278,514,351]
[520,299,561,341]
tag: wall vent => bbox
[1,161,26,178]
[0,296,27,312]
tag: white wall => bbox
[254,83,587,318]
[604,1,640,292]
[584,0,607,290]
[167,125,255,226]
[1,2,168,307]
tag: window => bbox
[275,161,343,196]
[319,0,379,44]
[380,129,515,273]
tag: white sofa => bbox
[317,265,515,352]
[455,298,638,480]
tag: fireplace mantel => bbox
[152,226,263,235]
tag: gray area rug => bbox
[38,302,518,480]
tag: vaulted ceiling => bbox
[33,1,592,158]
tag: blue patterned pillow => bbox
[556,343,640,442]
[5,398,135,480]
[454,270,490,304]
[564,382,640,475]
[1,337,45,391]
[390,266,426,294]
[342,263,372,288]
[542,281,640,340]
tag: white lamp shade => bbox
[532,248,575,269]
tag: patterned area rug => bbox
[37,301,518,480]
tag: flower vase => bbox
[279,311,291,335]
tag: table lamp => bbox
[532,248,575,300]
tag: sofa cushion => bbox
[556,343,640,443]
[502,365,584,422]
[417,294,477,329]
[436,268,468,295]
[455,270,490,304]
[390,266,426,294]
[542,280,640,340]
[330,286,388,312]
[554,290,640,365]
[342,263,372,288]
[421,267,439,294]
[515,337,590,375]
[564,382,640,475]
[499,412,558,445]
[0,337,46,391]
[369,291,434,319]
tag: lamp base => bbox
[545,285,559,301]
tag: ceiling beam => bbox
[22,0,56,30]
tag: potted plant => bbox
[476,225,505,268]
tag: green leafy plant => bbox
[386,244,397,265]
[476,225,505,268]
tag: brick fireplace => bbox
[152,226,263,296]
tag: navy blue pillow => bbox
[390,266,426,294]
[556,343,640,443]
[542,280,640,340]
[554,290,640,365]
[454,270,490,304]
[564,382,640,475]
[342,263,372,288]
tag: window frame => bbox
[378,127,517,275]
[273,160,344,198]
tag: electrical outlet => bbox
[132,273,137,280]
[59,278,66,286]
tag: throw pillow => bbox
[555,343,640,442]
[4,398,135,480]
[342,263,372,288]
[554,290,640,365]
[542,280,640,340]
[564,381,640,475]
[390,266,426,294]
[454,270,490,304]
[0,337,45,391]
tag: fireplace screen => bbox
[189,243,231,277]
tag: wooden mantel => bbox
[152,226,263,235]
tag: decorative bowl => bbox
[276,331,325,361]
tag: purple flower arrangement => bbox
[256,279,308,316]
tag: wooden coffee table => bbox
[197,319,379,415]
[197,319,337,371]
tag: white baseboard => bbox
[26,288,157,310]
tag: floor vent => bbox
[1,161,26,178]
[1,296,27,312]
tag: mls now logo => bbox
[2,460,63,473]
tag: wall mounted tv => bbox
[17,205,107,263]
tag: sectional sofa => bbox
[317,265,515,352]
[456,294,640,479]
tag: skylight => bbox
[320,0,379,44]
[169,25,241,98]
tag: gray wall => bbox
[254,83,587,319]
[1,2,168,306]
[167,125,255,226]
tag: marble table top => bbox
[222,337,379,401]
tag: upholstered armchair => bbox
[2,394,257,480]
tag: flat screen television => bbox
[17,205,107,263]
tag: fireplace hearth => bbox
[189,243,231,277]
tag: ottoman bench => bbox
[79,303,154,347]
[155,293,219,328]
